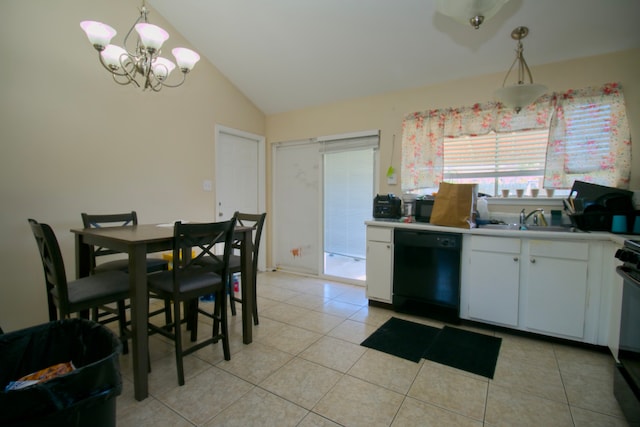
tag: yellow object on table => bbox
[161,250,197,270]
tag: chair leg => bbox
[217,288,230,361]
[173,299,185,386]
[117,300,129,355]
[190,299,198,342]
[253,286,259,325]
[228,273,237,316]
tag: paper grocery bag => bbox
[429,182,477,229]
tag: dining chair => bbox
[147,218,236,386]
[196,212,266,325]
[81,211,171,326]
[28,219,130,353]
[81,211,169,274]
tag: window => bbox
[401,83,631,194]
[443,129,549,196]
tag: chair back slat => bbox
[232,211,267,267]
[81,211,138,270]
[28,219,70,319]
[172,219,236,294]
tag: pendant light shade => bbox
[494,27,547,113]
[435,0,511,29]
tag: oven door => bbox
[614,265,640,425]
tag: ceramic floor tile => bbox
[331,288,368,305]
[348,305,396,327]
[260,301,311,324]
[314,375,404,427]
[155,365,254,425]
[392,396,483,427]
[284,292,329,310]
[318,299,363,318]
[570,405,630,427]
[297,412,343,427]
[326,319,379,344]
[292,310,346,334]
[408,360,488,421]
[216,341,293,384]
[257,323,322,355]
[485,383,573,427]
[348,349,422,394]
[260,358,343,409]
[117,395,194,427]
[562,370,626,418]
[491,351,567,403]
[203,387,308,427]
[299,336,367,373]
[494,332,558,370]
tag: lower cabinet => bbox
[468,236,521,327]
[465,236,596,343]
[524,240,589,339]
[365,226,393,303]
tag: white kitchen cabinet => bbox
[524,240,589,339]
[468,236,521,327]
[365,226,393,303]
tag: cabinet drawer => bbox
[471,236,520,254]
[529,240,588,260]
[367,227,392,243]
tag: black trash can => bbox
[0,319,123,427]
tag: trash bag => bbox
[0,319,122,427]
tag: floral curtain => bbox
[401,96,553,191]
[543,83,631,189]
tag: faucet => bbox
[520,208,546,228]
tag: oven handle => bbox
[616,265,640,287]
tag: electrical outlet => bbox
[202,180,212,192]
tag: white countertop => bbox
[365,219,631,245]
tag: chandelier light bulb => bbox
[172,48,201,72]
[135,23,169,52]
[80,21,116,50]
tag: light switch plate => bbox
[203,180,213,192]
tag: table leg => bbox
[240,230,253,344]
[129,244,149,401]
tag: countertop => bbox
[365,219,632,245]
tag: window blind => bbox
[443,129,548,179]
[563,103,612,174]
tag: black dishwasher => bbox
[393,229,462,322]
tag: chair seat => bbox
[94,257,169,274]
[148,269,224,296]
[51,270,130,309]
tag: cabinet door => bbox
[526,256,588,339]
[366,240,392,303]
[469,251,520,326]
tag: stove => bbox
[614,239,640,426]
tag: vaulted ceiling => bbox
[147,0,640,115]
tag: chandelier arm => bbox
[518,54,535,85]
[501,55,520,88]
[156,72,188,89]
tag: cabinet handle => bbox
[513,257,518,262]
[530,258,536,263]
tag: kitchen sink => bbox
[480,224,578,232]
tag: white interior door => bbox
[215,125,266,270]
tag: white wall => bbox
[0,0,265,331]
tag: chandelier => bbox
[80,1,200,92]
[435,0,510,29]
[494,27,547,113]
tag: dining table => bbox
[71,222,254,401]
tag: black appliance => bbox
[393,229,461,322]
[414,197,435,223]
[373,194,401,219]
[614,239,640,426]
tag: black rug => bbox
[423,325,502,379]
[361,318,502,379]
[360,317,440,362]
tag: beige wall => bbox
[0,0,265,331]
[266,49,640,196]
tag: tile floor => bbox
[115,271,629,426]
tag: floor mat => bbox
[361,318,502,378]
[360,317,440,363]
[423,325,502,379]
